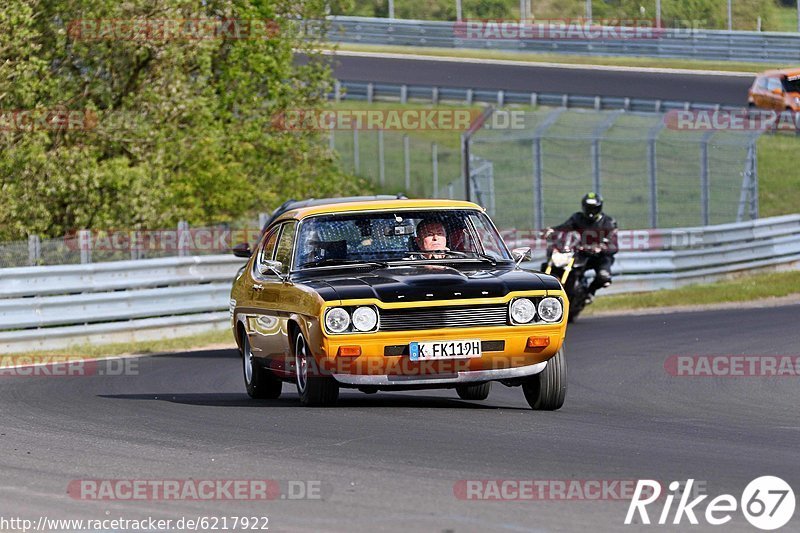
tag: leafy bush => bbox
[0,0,366,240]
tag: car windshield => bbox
[294,209,512,269]
[783,75,800,93]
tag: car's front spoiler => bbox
[331,360,547,387]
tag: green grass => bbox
[587,269,800,312]
[3,328,235,361]
[333,43,775,74]
[773,6,800,32]
[757,133,800,218]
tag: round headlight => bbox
[325,307,350,333]
[538,297,563,323]
[352,306,378,332]
[510,298,536,324]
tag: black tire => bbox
[568,301,583,323]
[456,382,491,400]
[294,331,339,407]
[241,331,282,399]
[566,284,584,323]
[522,347,567,410]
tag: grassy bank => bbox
[3,328,235,362]
[587,270,800,313]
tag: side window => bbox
[767,78,782,92]
[756,77,768,91]
[254,228,279,277]
[468,213,508,260]
[274,222,297,273]
[259,228,279,264]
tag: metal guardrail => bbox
[328,16,800,63]
[1,215,798,352]
[333,79,742,114]
[514,215,800,293]
[0,256,246,353]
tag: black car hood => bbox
[296,264,560,303]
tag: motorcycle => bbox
[542,231,608,322]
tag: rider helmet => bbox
[581,192,603,221]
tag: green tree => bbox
[0,0,365,240]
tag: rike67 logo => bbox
[625,477,795,530]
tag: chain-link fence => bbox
[332,108,761,232]
[469,109,760,230]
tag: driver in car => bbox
[415,219,448,259]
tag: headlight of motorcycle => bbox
[510,298,537,324]
[352,306,378,332]
[538,297,563,323]
[551,251,571,268]
[325,307,351,333]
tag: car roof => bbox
[760,68,800,78]
[272,198,484,224]
[261,195,407,230]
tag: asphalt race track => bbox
[1,304,798,532]
[326,54,755,106]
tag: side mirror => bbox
[258,259,284,277]
[772,87,783,96]
[511,247,531,267]
[232,242,251,258]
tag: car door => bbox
[751,76,767,108]
[766,77,785,110]
[248,221,298,375]
[246,225,283,363]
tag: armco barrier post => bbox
[403,134,411,192]
[378,130,385,186]
[700,132,713,226]
[27,235,41,266]
[78,230,92,264]
[432,143,439,197]
[177,220,189,257]
[353,128,360,174]
[647,122,664,228]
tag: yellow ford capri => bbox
[230,197,569,408]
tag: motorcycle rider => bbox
[545,192,618,303]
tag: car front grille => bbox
[379,304,508,331]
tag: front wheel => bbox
[565,275,585,323]
[242,331,282,399]
[294,331,339,407]
[456,382,491,401]
[522,347,566,410]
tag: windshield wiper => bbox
[300,258,389,269]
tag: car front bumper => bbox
[332,359,547,387]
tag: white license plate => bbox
[409,339,482,361]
